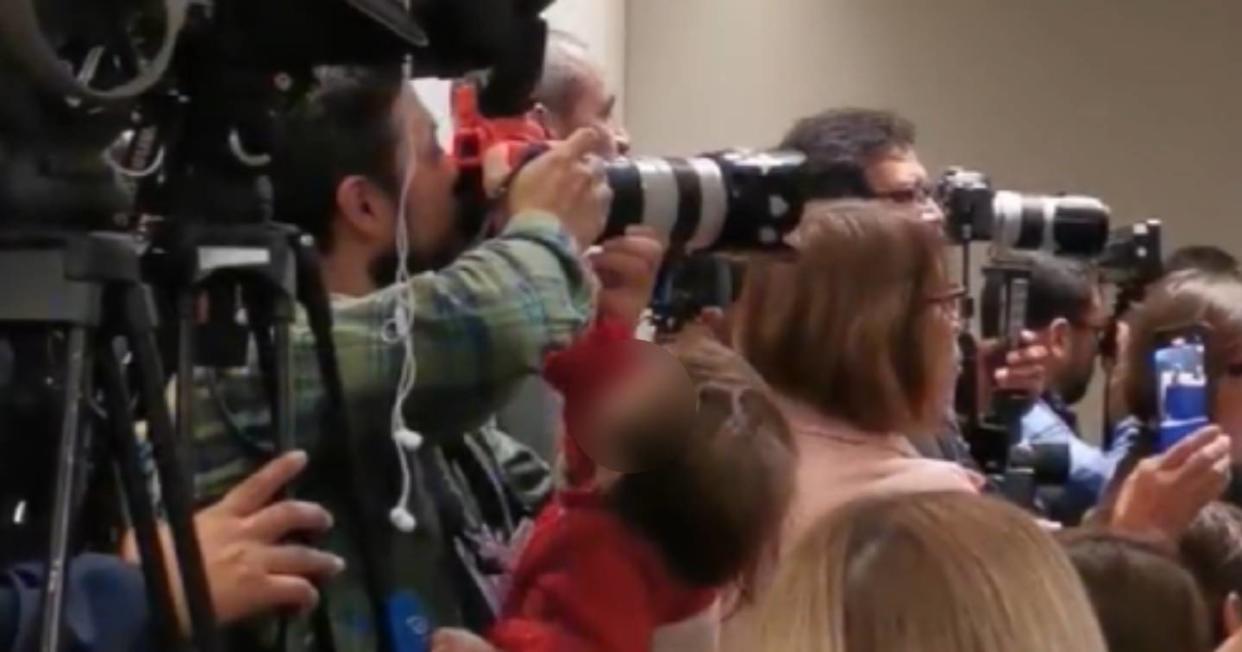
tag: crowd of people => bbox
[5,27,1242,652]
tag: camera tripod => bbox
[0,220,396,652]
[149,219,397,652]
[0,229,220,652]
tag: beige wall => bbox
[626,0,1242,439]
[626,0,1242,252]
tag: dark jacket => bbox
[2,554,151,652]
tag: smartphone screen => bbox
[1154,329,1210,452]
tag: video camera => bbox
[0,2,555,651]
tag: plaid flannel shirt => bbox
[186,211,591,650]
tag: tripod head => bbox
[0,3,560,649]
[0,0,555,231]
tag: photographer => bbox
[497,29,632,462]
[778,108,1047,465]
[980,252,1135,522]
[780,108,943,221]
[187,66,610,649]
[532,30,630,158]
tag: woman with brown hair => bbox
[758,492,1108,652]
[720,199,980,651]
[735,199,980,546]
[1098,271,1238,539]
[1062,529,1212,652]
[1117,271,1242,455]
[1182,502,1242,643]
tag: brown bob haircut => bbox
[737,199,949,434]
[1061,529,1211,652]
[1123,271,1242,423]
[1181,502,1242,642]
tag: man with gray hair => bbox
[496,31,634,462]
[531,30,630,158]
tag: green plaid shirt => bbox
[186,212,591,649]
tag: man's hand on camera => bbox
[591,226,665,331]
[1111,425,1231,543]
[122,451,344,631]
[505,128,612,251]
[992,330,1050,396]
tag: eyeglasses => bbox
[924,285,967,319]
[874,183,936,206]
[1072,319,1112,345]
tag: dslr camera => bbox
[937,167,1111,256]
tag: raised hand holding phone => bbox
[1153,325,1212,452]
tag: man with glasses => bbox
[779,108,988,467]
[981,251,1130,522]
[779,108,943,222]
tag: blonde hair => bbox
[757,492,1107,652]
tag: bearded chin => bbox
[1060,363,1097,406]
[368,249,429,288]
[367,241,465,288]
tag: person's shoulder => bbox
[871,455,984,497]
[531,492,667,569]
[1021,397,1075,442]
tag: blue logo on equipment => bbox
[385,591,431,652]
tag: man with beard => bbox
[981,251,1121,522]
[182,65,654,651]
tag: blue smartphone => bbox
[1153,327,1211,452]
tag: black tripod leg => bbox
[37,326,92,652]
[137,289,222,652]
[295,238,391,652]
[97,341,183,650]
[176,291,198,477]
[271,296,295,458]
[240,286,280,426]
[268,294,339,652]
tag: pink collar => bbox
[772,394,920,458]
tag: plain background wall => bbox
[626,0,1242,250]
[625,0,1242,438]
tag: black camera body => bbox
[1099,219,1163,288]
[0,3,560,650]
[0,0,554,230]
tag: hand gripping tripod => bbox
[0,229,220,652]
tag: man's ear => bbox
[334,175,394,244]
[1047,318,1073,359]
[530,103,560,139]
